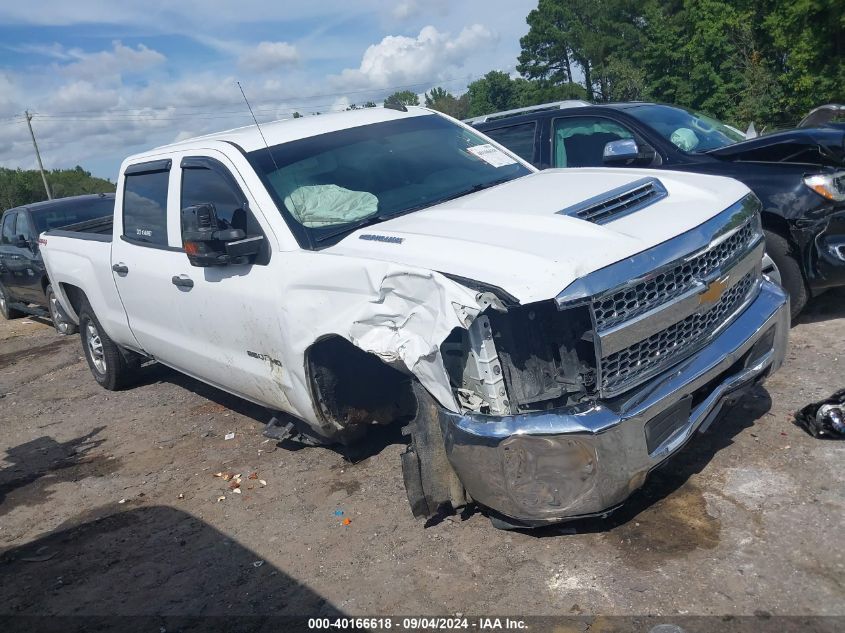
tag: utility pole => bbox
[25,110,52,200]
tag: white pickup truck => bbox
[41,106,789,528]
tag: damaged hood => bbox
[326,168,751,304]
[704,127,845,167]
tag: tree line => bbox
[0,166,115,211]
[380,0,843,128]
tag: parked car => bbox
[41,106,788,528]
[798,104,845,130]
[0,193,115,333]
[469,101,845,317]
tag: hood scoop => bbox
[557,177,667,224]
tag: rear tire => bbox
[78,301,138,390]
[764,229,808,320]
[0,285,24,320]
[47,284,78,335]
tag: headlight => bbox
[803,172,845,202]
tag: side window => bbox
[552,117,634,168]
[482,123,537,163]
[180,161,261,238]
[15,213,32,241]
[1,213,16,244]
[123,169,170,246]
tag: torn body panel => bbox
[276,258,485,440]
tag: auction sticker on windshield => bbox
[467,143,517,167]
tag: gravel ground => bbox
[0,291,843,624]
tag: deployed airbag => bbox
[285,184,378,227]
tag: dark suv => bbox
[470,101,845,317]
[0,193,115,333]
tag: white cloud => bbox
[391,1,419,20]
[239,41,299,73]
[0,1,534,177]
[60,41,166,81]
[0,72,21,113]
[334,24,496,90]
[52,81,120,111]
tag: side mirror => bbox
[14,235,30,249]
[603,139,641,164]
[603,138,657,165]
[181,203,262,267]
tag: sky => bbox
[0,0,539,179]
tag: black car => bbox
[0,193,115,333]
[470,101,845,317]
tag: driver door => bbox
[163,151,292,410]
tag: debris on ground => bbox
[794,389,845,438]
[232,488,241,494]
[342,518,351,526]
[224,432,235,440]
[259,479,267,486]
[118,498,127,504]
[216,496,226,502]
[248,472,258,480]
[334,509,344,517]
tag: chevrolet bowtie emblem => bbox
[699,276,729,307]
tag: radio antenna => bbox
[237,81,279,171]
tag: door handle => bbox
[112,263,129,274]
[171,275,194,289]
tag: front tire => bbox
[763,229,808,319]
[47,284,78,335]
[0,285,24,320]
[79,301,138,390]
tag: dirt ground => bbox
[0,290,843,625]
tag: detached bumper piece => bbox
[439,281,789,526]
[794,389,845,438]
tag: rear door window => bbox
[482,123,537,163]
[552,116,634,167]
[123,168,170,246]
[1,212,16,244]
[15,213,32,241]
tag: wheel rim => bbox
[49,294,69,333]
[0,288,6,314]
[85,321,107,374]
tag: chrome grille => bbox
[600,271,757,394]
[593,220,755,330]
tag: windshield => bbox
[248,114,531,246]
[31,197,115,233]
[625,104,746,152]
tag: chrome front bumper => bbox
[440,280,790,524]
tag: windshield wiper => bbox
[376,177,515,220]
[429,177,514,206]
[313,213,385,243]
[313,177,514,244]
